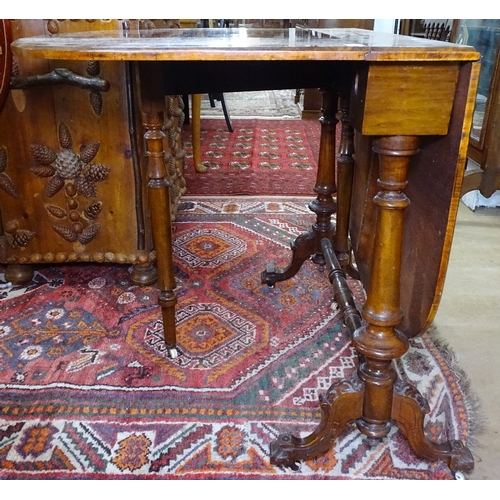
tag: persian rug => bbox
[182,118,321,196]
[200,90,302,120]
[0,197,475,479]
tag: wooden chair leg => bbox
[218,94,233,132]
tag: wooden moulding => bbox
[4,250,155,266]
[350,62,460,136]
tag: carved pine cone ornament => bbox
[78,223,101,244]
[85,163,110,183]
[46,204,67,218]
[0,173,18,198]
[11,58,20,78]
[0,147,19,198]
[55,149,82,179]
[84,201,102,219]
[86,60,100,77]
[30,165,56,177]
[8,229,36,249]
[58,122,73,149]
[30,144,58,165]
[89,90,103,116]
[52,224,78,243]
[74,176,98,198]
[44,175,65,198]
[80,142,100,164]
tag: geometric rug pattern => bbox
[0,197,473,478]
[182,119,321,196]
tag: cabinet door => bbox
[455,20,500,149]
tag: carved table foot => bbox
[270,375,364,469]
[261,228,317,286]
[392,380,474,472]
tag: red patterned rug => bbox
[182,119,321,196]
[0,197,474,479]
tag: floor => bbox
[433,203,500,479]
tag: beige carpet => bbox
[200,89,302,119]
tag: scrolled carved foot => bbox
[269,376,364,468]
[260,262,277,288]
[261,230,316,286]
[270,434,302,470]
[392,380,475,472]
[446,440,475,472]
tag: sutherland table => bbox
[12,27,481,472]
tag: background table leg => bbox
[138,62,178,357]
[261,87,338,286]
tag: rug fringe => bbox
[425,323,486,451]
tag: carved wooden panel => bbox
[0,19,186,268]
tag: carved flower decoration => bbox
[30,122,110,199]
[28,122,111,246]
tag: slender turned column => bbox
[334,92,356,273]
[308,88,338,264]
[261,88,338,286]
[353,136,418,440]
[138,62,178,355]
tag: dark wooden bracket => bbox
[11,67,109,92]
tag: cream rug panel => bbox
[200,89,301,119]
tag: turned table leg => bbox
[270,135,474,472]
[261,87,338,286]
[353,136,416,442]
[360,136,473,471]
[138,62,178,358]
[334,91,359,279]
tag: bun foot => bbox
[4,264,34,285]
[130,263,158,286]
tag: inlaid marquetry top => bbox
[12,28,480,62]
